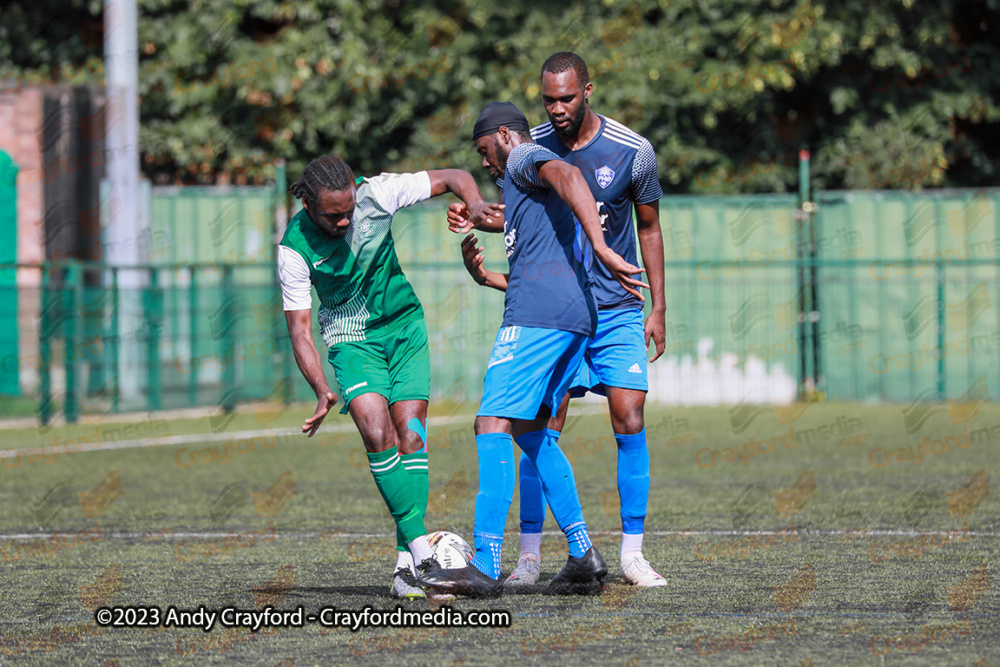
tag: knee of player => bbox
[612,410,645,436]
[397,429,425,455]
[362,427,397,452]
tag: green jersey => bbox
[277,172,432,345]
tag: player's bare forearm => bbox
[431,170,503,230]
[285,311,332,398]
[483,271,509,291]
[460,233,508,291]
[536,160,609,252]
[636,201,666,313]
[636,201,667,360]
[428,169,484,204]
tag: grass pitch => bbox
[0,401,997,665]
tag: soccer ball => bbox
[427,531,473,569]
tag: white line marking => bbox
[0,528,992,541]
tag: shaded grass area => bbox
[0,403,997,664]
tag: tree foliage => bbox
[1,0,998,193]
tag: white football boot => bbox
[504,553,541,588]
[621,551,667,587]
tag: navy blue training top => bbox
[500,143,598,337]
[532,115,662,310]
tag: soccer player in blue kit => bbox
[418,102,648,598]
[455,52,668,588]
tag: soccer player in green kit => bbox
[277,155,500,600]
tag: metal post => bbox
[795,155,809,399]
[222,265,238,410]
[936,259,946,401]
[800,150,822,398]
[146,267,162,410]
[110,267,120,412]
[188,265,198,405]
[64,261,81,423]
[38,265,52,427]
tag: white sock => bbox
[621,532,643,558]
[408,535,433,564]
[396,550,411,573]
[520,532,542,557]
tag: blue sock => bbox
[616,430,650,535]
[516,428,591,558]
[469,432,515,579]
[518,445,545,534]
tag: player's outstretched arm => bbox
[427,169,504,232]
[636,200,666,361]
[536,160,649,301]
[461,233,508,292]
[285,309,338,437]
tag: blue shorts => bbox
[569,308,648,398]
[478,326,589,420]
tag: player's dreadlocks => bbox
[540,51,590,87]
[289,155,355,208]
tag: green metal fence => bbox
[2,187,998,423]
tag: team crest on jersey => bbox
[595,166,615,189]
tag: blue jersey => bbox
[500,143,598,337]
[532,115,663,310]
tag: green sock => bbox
[397,450,430,550]
[367,447,425,543]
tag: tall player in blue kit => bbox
[418,102,648,598]
[456,52,668,587]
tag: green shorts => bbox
[327,318,430,415]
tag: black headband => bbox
[472,102,530,140]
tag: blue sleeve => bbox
[630,140,663,205]
[507,144,561,191]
